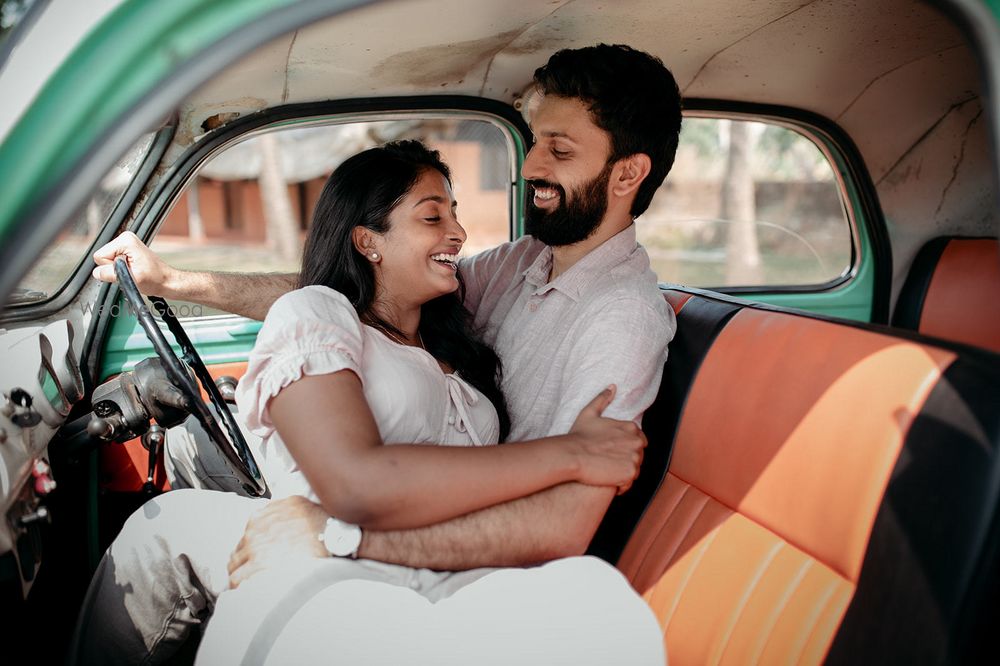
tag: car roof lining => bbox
[185,0,972,167]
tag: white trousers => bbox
[198,554,666,666]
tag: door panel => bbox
[99,298,262,382]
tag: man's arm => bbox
[91,231,297,320]
[228,481,614,587]
[360,481,614,569]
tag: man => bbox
[74,43,682,663]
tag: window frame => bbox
[0,125,173,324]
[679,100,891,323]
[664,112,859,292]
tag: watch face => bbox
[323,519,362,557]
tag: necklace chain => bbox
[380,325,424,349]
[361,313,424,348]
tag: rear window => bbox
[638,116,853,290]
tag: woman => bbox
[196,140,665,664]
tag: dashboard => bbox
[0,320,83,596]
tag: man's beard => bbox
[524,162,613,247]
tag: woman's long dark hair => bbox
[299,140,510,441]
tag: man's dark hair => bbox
[533,44,682,217]
[300,140,509,440]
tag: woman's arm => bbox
[269,371,644,531]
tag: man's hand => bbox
[568,385,646,495]
[92,231,177,296]
[91,231,297,319]
[227,496,329,589]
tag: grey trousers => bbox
[66,483,503,665]
[68,488,267,665]
[163,409,263,496]
[68,413,261,665]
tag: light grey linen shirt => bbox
[460,224,676,442]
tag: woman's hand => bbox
[568,385,647,495]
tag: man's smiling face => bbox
[522,95,616,247]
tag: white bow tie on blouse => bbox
[444,373,488,446]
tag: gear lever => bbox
[141,424,166,494]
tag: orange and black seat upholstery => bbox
[588,291,739,563]
[893,236,1000,353]
[591,288,1000,665]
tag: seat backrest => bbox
[587,290,738,563]
[893,236,1000,353]
[612,289,1000,665]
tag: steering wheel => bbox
[114,258,266,496]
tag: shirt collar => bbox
[522,224,638,301]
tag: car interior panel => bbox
[1,0,999,663]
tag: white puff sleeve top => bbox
[235,285,501,501]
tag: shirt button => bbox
[409,578,421,591]
[528,302,538,312]
[447,416,455,425]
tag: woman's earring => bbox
[370,252,379,261]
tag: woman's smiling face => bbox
[372,168,467,309]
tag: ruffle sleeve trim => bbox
[235,287,366,438]
[237,343,361,438]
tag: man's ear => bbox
[611,153,652,198]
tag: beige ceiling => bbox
[193,2,966,99]
[185,0,976,167]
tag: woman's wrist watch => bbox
[318,517,363,558]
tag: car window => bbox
[0,0,43,65]
[10,131,155,305]
[638,117,853,290]
[151,117,513,317]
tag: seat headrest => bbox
[894,237,1000,354]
